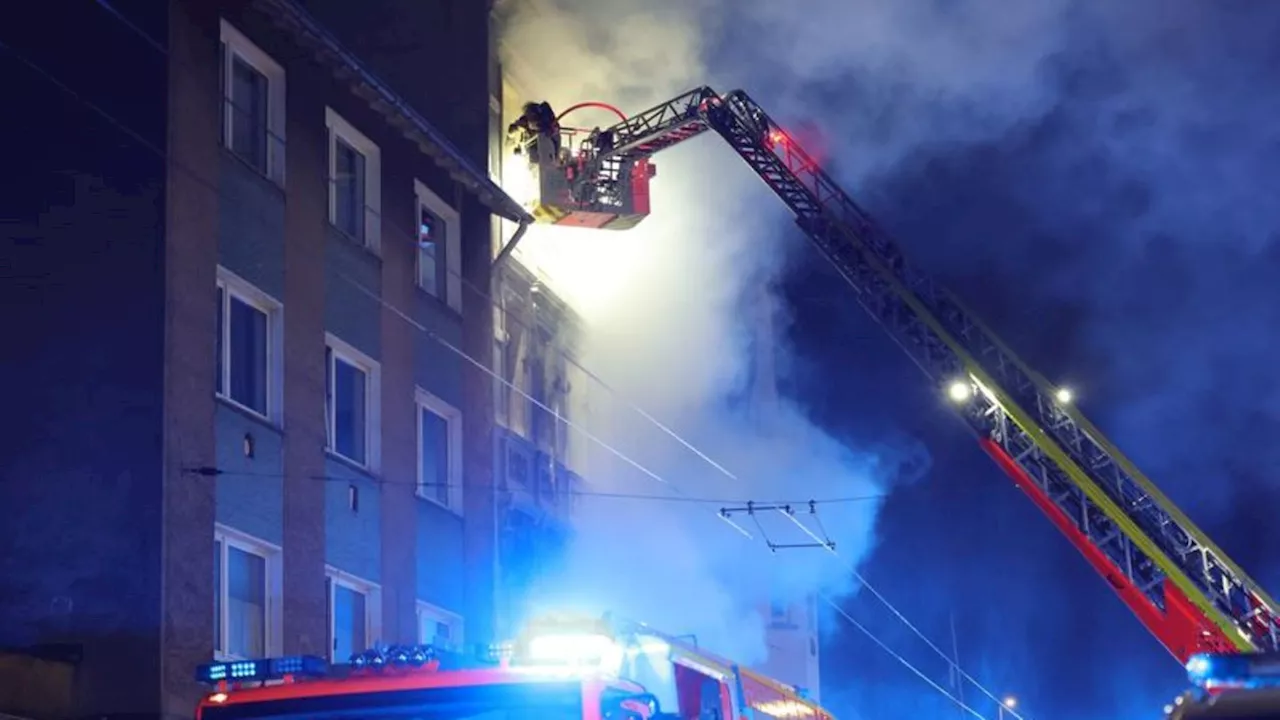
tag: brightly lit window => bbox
[214,526,281,660]
[216,267,281,421]
[325,333,381,470]
[219,20,285,184]
[326,108,382,251]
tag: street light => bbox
[998,696,1017,720]
[1054,387,1073,404]
[947,379,972,403]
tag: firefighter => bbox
[506,101,542,156]
[507,101,561,160]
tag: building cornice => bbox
[254,0,532,224]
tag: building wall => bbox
[760,598,823,703]
[0,1,171,717]
[1,0,501,717]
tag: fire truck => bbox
[195,615,833,720]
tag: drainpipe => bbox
[492,219,530,270]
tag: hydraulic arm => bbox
[530,86,1280,664]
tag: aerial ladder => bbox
[511,86,1280,665]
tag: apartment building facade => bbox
[0,1,523,718]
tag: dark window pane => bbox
[333,139,365,240]
[333,358,367,463]
[228,296,268,414]
[214,539,223,653]
[216,286,224,395]
[227,546,266,657]
[325,347,333,449]
[229,56,268,172]
[333,584,366,661]
[419,406,449,505]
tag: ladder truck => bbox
[194,615,833,720]
[508,87,1280,668]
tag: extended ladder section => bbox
[585,86,1280,662]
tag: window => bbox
[219,20,285,184]
[493,289,513,425]
[326,568,380,663]
[325,334,381,470]
[527,354,547,444]
[326,108,381,251]
[214,526,281,659]
[414,179,462,311]
[493,337,509,425]
[417,388,463,513]
[416,601,463,652]
[216,267,282,421]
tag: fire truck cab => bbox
[195,614,831,720]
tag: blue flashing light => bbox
[196,656,329,685]
[1187,652,1280,690]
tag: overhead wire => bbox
[5,20,1018,719]
[183,466,885,506]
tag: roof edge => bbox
[253,0,533,224]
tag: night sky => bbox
[769,3,1280,719]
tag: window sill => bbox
[324,448,379,480]
[329,222,382,260]
[216,394,283,432]
[220,146,285,195]
[416,489,464,518]
[414,283,462,319]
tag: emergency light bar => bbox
[196,655,329,685]
[1187,652,1280,690]
[350,644,437,669]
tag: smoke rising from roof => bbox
[491,0,1072,667]
[496,0,1280,717]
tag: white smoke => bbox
[497,0,1068,664]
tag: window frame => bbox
[415,387,464,514]
[218,20,286,185]
[413,179,462,312]
[215,266,283,424]
[325,333,382,472]
[325,107,382,253]
[213,524,282,661]
[324,566,382,663]
[415,600,464,652]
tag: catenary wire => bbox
[183,466,885,506]
[2,29,1016,719]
